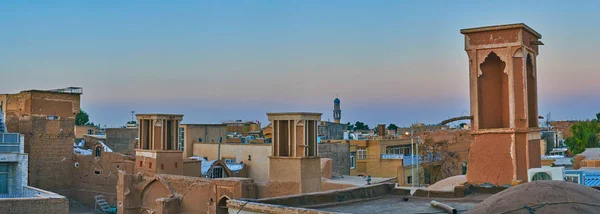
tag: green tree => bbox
[596,112,600,121]
[346,122,354,131]
[387,124,399,131]
[352,121,369,131]
[564,119,600,155]
[75,109,90,126]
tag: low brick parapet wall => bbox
[0,186,68,214]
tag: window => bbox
[198,138,203,143]
[223,158,236,164]
[350,152,356,169]
[179,127,185,151]
[386,145,411,155]
[357,148,367,160]
[0,164,7,194]
[95,146,102,158]
[211,166,224,178]
[565,175,580,184]
[407,176,412,184]
[87,129,94,135]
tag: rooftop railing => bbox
[380,154,404,159]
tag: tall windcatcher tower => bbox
[461,23,543,186]
[333,97,341,124]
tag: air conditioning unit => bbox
[528,166,565,182]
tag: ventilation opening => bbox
[478,52,509,129]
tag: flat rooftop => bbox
[316,195,481,214]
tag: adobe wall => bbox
[182,124,227,158]
[75,125,96,138]
[318,143,350,176]
[320,181,356,191]
[320,158,332,179]
[105,128,138,155]
[135,151,184,176]
[0,197,69,214]
[249,183,396,208]
[2,91,80,193]
[182,159,201,177]
[71,152,135,207]
[467,133,514,186]
[82,134,104,149]
[193,143,271,183]
[117,172,256,214]
[228,200,333,214]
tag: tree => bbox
[75,109,90,126]
[353,121,369,131]
[347,122,354,131]
[418,137,461,185]
[387,124,399,131]
[596,112,600,121]
[564,119,600,155]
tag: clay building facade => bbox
[193,142,271,183]
[222,120,261,136]
[74,125,100,139]
[71,150,135,207]
[318,142,350,177]
[0,88,81,195]
[348,139,410,182]
[105,128,138,155]
[179,124,227,158]
[461,23,543,186]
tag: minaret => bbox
[333,97,341,124]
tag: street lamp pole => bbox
[411,128,414,189]
[416,136,420,187]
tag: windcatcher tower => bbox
[461,23,543,186]
[267,112,322,194]
[135,114,184,176]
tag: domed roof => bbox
[467,181,600,214]
[334,97,340,104]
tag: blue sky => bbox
[1,1,599,127]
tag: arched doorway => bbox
[216,196,229,214]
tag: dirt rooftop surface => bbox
[316,195,481,214]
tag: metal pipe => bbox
[431,200,457,214]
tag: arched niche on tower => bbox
[526,53,538,128]
[477,51,509,129]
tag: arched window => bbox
[216,197,229,214]
[95,146,102,157]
